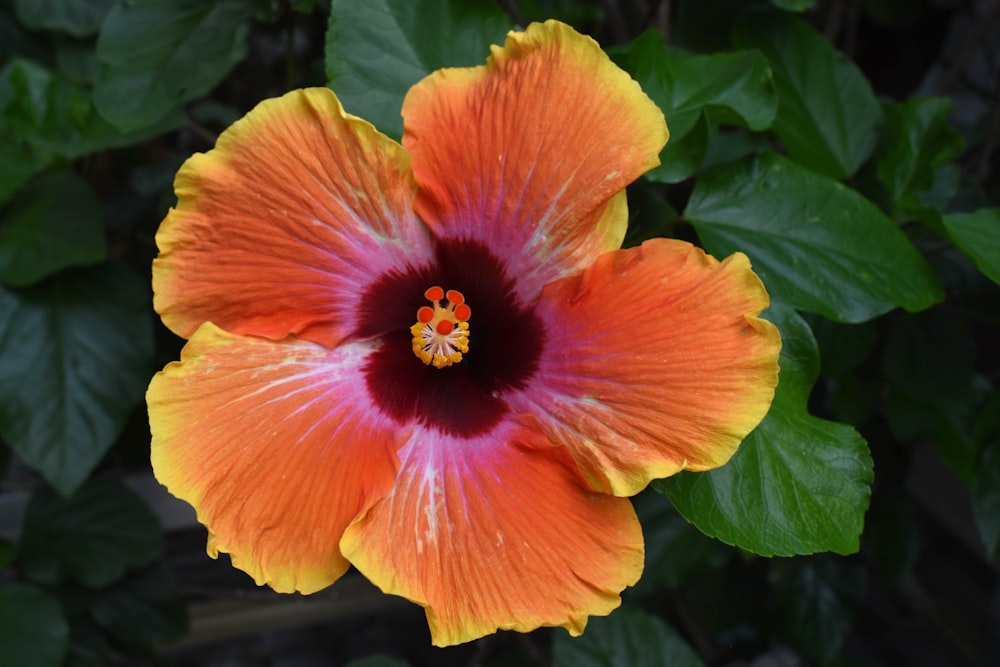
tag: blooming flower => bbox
[147,20,781,646]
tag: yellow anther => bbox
[411,286,471,368]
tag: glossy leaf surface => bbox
[657,307,874,555]
[686,152,944,322]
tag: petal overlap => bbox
[154,88,433,347]
[403,20,668,300]
[509,239,782,496]
[341,421,643,646]
[148,323,403,594]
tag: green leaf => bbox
[661,385,873,556]
[94,0,251,132]
[0,169,107,286]
[20,478,163,587]
[655,114,711,184]
[917,163,986,219]
[90,564,187,644]
[773,557,866,665]
[0,140,50,204]
[0,59,184,165]
[325,0,512,138]
[0,58,92,160]
[55,35,102,85]
[942,208,1000,287]
[700,124,772,171]
[0,3,49,63]
[553,606,704,667]
[733,11,882,179]
[0,263,154,495]
[685,152,944,322]
[0,584,70,667]
[877,96,963,215]
[972,442,1000,560]
[14,0,117,38]
[770,0,816,10]
[611,30,776,183]
[657,306,874,556]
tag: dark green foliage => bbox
[771,557,867,665]
[610,29,777,182]
[0,169,107,286]
[94,0,252,131]
[686,152,944,322]
[13,0,117,37]
[0,265,153,495]
[733,10,882,180]
[877,96,964,219]
[943,208,1000,286]
[326,0,512,138]
[21,479,163,587]
[552,606,705,667]
[0,584,70,667]
[90,564,187,644]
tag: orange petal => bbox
[402,20,668,299]
[340,421,643,646]
[153,88,432,347]
[510,239,781,496]
[148,323,403,594]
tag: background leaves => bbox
[553,606,705,667]
[20,479,162,588]
[733,9,882,180]
[0,584,69,667]
[943,208,1000,286]
[686,151,944,322]
[13,0,117,37]
[877,96,964,218]
[325,0,512,138]
[94,0,251,132]
[0,264,153,495]
[610,29,777,182]
[0,169,106,286]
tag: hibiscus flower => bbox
[147,20,781,646]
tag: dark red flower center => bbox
[356,239,544,438]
